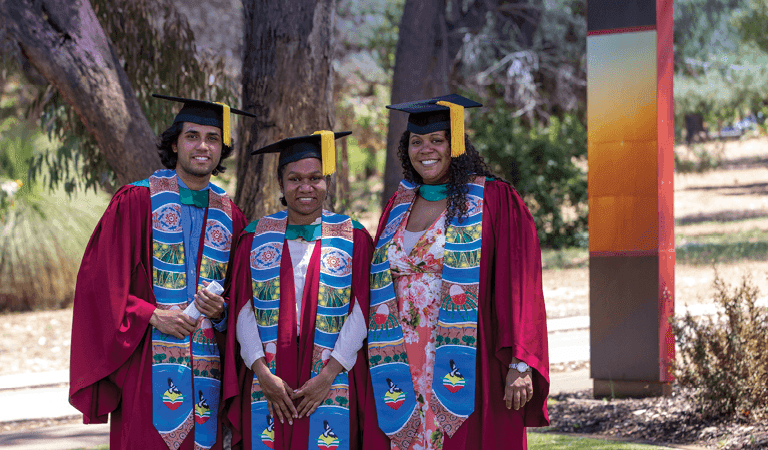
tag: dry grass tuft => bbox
[672,272,768,421]
[0,189,107,312]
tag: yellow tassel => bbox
[313,130,336,176]
[435,100,465,157]
[214,102,231,146]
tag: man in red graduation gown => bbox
[222,132,384,450]
[69,95,250,450]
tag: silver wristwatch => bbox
[509,361,531,373]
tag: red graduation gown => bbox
[223,226,376,450]
[68,184,247,450]
[362,180,550,450]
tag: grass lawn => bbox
[675,228,768,265]
[529,431,676,449]
[540,226,768,270]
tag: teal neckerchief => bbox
[285,223,321,242]
[179,187,209,208]
[419,183,448,201]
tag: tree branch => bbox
[0,0,161,186]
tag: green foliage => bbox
[672,274,768,420]
[733,0,768,52]
[27,0,237,193]
[0,118,34,213]
[470,107,588,249]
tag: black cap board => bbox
[250,131,352,176]
[386,94,482,135]
[152,93,257,146]
[387,94,482,157]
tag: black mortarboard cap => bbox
[387,94,482,157]
[250,131,352,176]
[152,93,257,147]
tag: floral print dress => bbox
[387,207,447,450]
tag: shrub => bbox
[672,273,768,420]
[0,117,108,312]
[470,107,588,249]
[674,143,724,174]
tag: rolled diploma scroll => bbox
[183,280,224,320]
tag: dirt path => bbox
[0,310,72,376]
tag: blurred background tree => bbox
[674,0,768,142]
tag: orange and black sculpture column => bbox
[587,0,674,397]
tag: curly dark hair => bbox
[397,129,504,225]
[157,122,233,176]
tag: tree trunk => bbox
[0,0,161,186]
[382,0,450,206]
[236,0,336,221]
[338,137,350,213]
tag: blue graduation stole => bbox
[248,210,354,450]
[134,169,234,450]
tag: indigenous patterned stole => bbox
[368,177,485,450]
[138,169,234,450]
[248,210,354,450]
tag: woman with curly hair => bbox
[363,95,550,450]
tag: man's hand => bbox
[503,366,533,410]
[253,358,297,425]
[291,358,343,418]
[195,280,225,320]
[149,308,196,339]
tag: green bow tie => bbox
[179,187,209,208]
[285,224,321,242]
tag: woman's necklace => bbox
[419,183,448,201]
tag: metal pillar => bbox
[587,0,675,398]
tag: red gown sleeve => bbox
[222,229,256,445]
[68,185,156,423]
[348,226,376,447]
[482,180,550,426]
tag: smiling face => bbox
[280,157,327,225]
[173,122,223,187]
[407,130,452,185]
